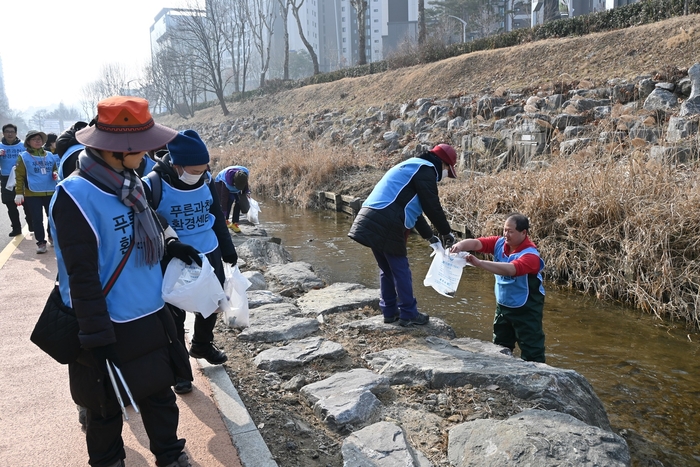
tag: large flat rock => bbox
[363,337,611,431]
[238,303,319,342]
[296,282,380,316]
[448,409,629,467]
[253,337,346,372]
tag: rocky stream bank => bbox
[205,223,698,467]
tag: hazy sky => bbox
[2,0,184,116]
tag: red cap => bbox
[431,144,457,178]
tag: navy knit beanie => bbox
[167,129,209,166]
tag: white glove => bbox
[14,195,24,205]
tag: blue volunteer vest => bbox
[362,158,435,229]
[0,141,24,175]
[50,176,164,322]
[493,237,545,308]
[142,156,156,175]
[214,165,249,193]
[58,144,84,180]
[145,174,218,254]
[20,151,59,192]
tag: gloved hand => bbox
[440,233,456,249]
[14,194,24,205]
[222,252,238,265]
[428,235,441,245]
[89,344,121,375]
[167,240,203,266]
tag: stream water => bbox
[252,196,700,462]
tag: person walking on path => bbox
[0,124,30,236]
[56,121,88,180]
[213,165,250,233]
[14,130,59,253]
[348,144,457,327]
[449,213,546,363]
[144,129,238,394]
[49,96,200,467]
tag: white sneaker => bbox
[37,243,47,254]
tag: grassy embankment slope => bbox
[158,15,700,329]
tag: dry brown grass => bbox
[440,145,700,329]
[212,138,379,205]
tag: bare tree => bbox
[47,103,82,130]
[542,0,560,22]
[222,0,253,95]
[172,1,232,115]
[418,0,426,45]
[289,0,320,75]
[349,0,368,65]
[276,0,291,80]
[246,0,276,88]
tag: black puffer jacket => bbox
[348,151,452,256]
[51,171,192,405]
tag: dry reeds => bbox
[212,132,700,329]
[441,145,700,329]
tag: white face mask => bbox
[442,169,449,180]
[179,169,202,185]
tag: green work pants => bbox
[493,278,545,363]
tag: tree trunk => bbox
[418,0,426,45]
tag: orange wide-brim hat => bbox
[76,96,178,152]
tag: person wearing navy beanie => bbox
[143,129,238,395]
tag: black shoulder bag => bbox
[30,239,135,364]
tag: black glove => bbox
[89,344,121,375]
[428,235,441,245]
[222,252,238,265]
[440,233,456,249]
[167,240,203,266]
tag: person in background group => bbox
[14,130,59,253]
[49,96,197,467]
[0,124,30,236]
[213,165,250,233]
[449,213,546,363]
[43,132,58,153]
[55,121,88,180]
[348,144,457,327]
[144,129,238,394]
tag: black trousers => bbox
[70,364,185,467]
[0,175,30,232]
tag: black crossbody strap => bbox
[102,237,135,296]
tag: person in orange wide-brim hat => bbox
[50,96,198,467]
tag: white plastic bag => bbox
[247,197,261,225]
[223,263,251,328]
[162,255,226,318]
[423,243,469,298]
[6,166,16,190]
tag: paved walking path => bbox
[0,228,273,466]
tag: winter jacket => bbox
[348,151,452,256]
[50,168,191,403]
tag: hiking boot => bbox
[8,229,21,237]
[36,242,47,254]
[383,314,400,324]
[228,222,242,233]
[174,378,193,394]
[189,343,228,365]
[162,452,191,467]
[398,312,430,327]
